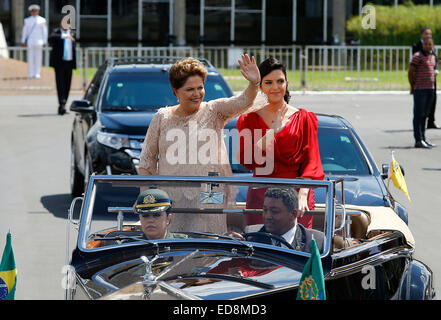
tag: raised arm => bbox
[238,54,261,98]
[211,54,261,120]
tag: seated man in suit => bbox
[227,187,324,253]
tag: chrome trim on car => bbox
[329,246,414,278]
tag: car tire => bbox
[70,143,84,198]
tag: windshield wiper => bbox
[102,106,140,112]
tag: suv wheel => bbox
[70,143,84,197]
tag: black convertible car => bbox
[64,175,434,300]
[70,57,408,225]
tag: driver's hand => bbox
[225,231,245,241]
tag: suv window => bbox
[318,127,370,175]
[100,72,232,112]
[85,65,106,106]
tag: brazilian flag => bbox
[0,232,17,300]
[296,238,326,300]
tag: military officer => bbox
[21,4,48,79]
[135,189,187,240]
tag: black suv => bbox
[69,57,248,197]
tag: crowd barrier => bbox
[1,45,438,92]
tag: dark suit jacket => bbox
[258,224,325,253]
[412,40,423,55]
[48,28,76,69]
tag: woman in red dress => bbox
[237,57,324,228]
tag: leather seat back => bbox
[350,211,370,239]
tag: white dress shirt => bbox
[280,222,297,248]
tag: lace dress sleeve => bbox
[210,89,257,122]
[139,111,161,174]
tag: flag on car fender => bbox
[389,153,411,202]
[0,232,17,300]
[296,238,326,300]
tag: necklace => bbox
[266,102,287,123]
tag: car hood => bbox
[98,255,304,300]
[316,175,387,206]
[99,111,156,136]
[75,242,327,300]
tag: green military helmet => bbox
[135,188,171,214]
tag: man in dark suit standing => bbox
[49,20,76,115]
[412,27,440,129]
[227,188,325,253]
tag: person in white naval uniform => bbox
[21,4,48,79]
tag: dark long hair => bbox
[258,57,291,103]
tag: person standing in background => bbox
[21,4,47,79]
[409,37,437,149]
[412,28,440,129]
[49,19,76,115]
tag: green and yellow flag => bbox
[0,232,17,300]
[390,153,411,202]
[296,238,326,300]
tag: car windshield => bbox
[101,72,232,112]
[78,177,332,257]
[317,127,370,175]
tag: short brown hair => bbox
[168,57,208,90]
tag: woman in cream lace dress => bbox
[139,55,261,234]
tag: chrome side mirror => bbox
[381,163,405,179]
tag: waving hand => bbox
[238,54,261,86]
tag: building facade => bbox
[1,0,440,47]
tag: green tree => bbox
[347,3,441,45]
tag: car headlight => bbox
[97,132,130,150]
[129,139,143,150]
